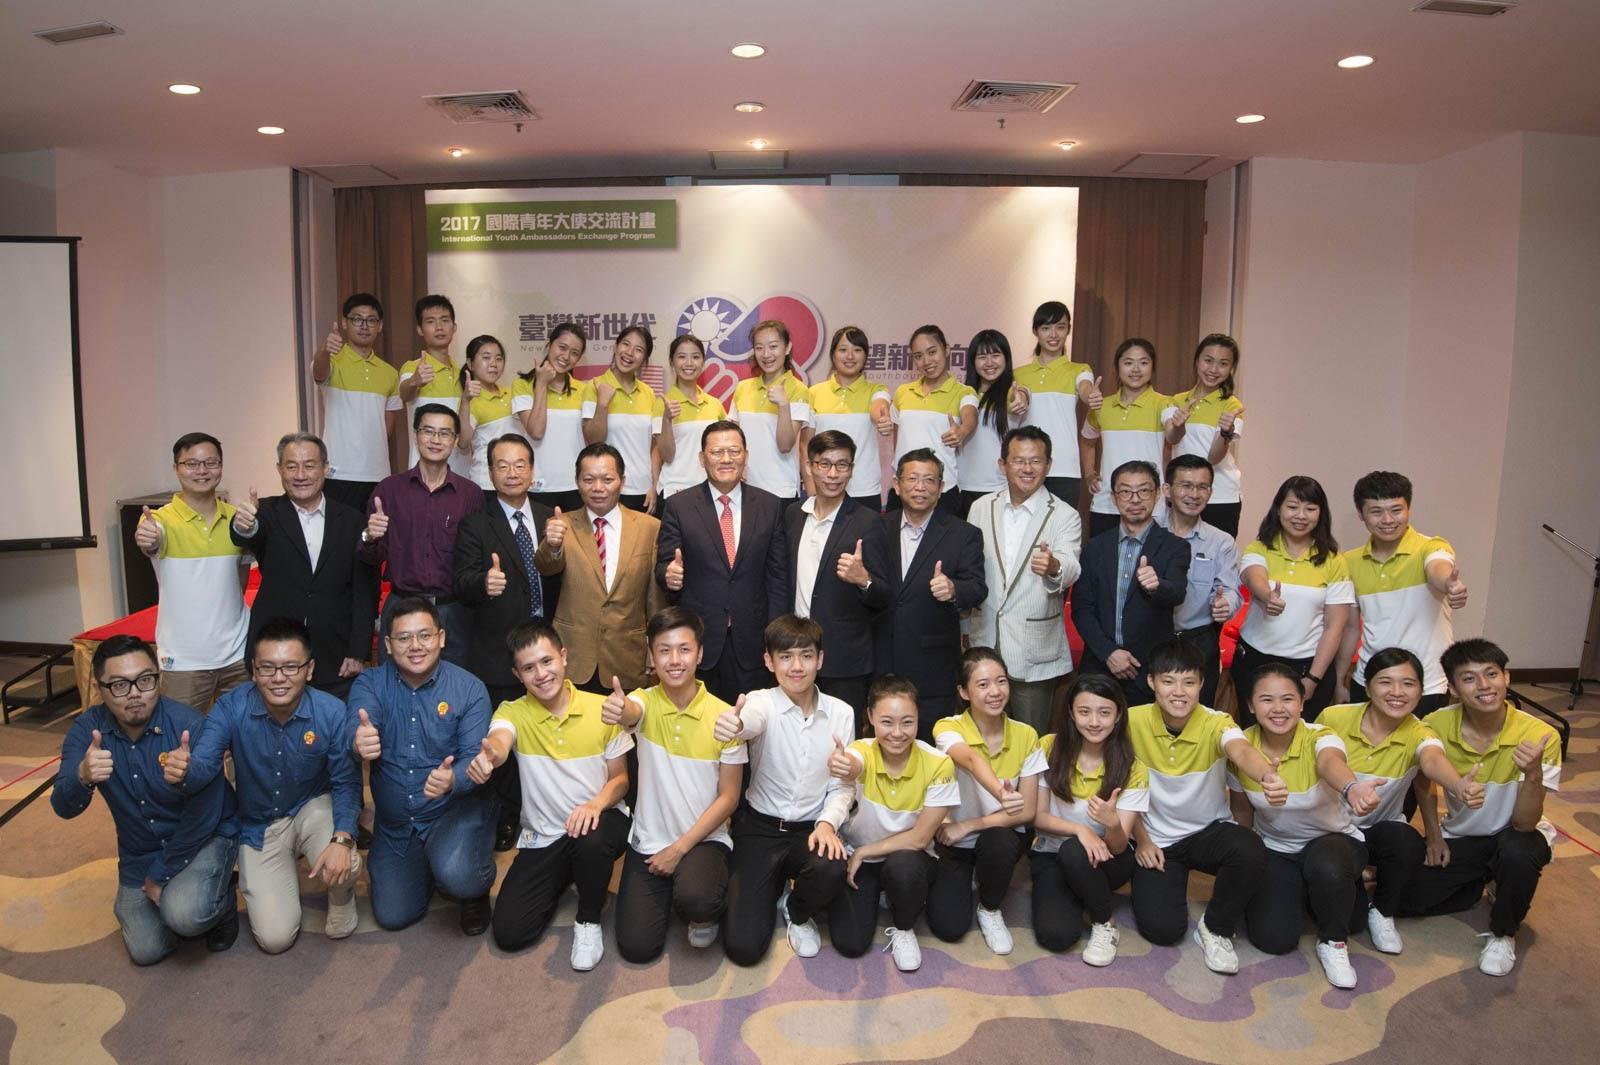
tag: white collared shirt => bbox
[900,511,932,578]
[708,481,743,556]
[793,497,840,617]
[736,686,856,824]
[998,487,1045,564]
[499,495,538,555]
[293,495,326,569]
[587,506,620,590]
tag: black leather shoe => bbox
[459,895,491,936]
[494,821,518,852]
[206,906,240,952]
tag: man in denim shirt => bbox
[348,596,496,933]
[52,635,240,964]
[165,617,363,952]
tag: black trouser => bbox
[530,489,583,512]
[490,808,629,952]
[1031,839,1137,951]
[1131,820,1267,943]
[325,478,378,514]
[698,646,767,705]
[850,493,884,513]
[1077,653,1154,706]
[614,841,731,963]
[1088,511,1121,538]
[1231,639,1335,725]
[1397,826,1551,937]
[1245,833,1367,954]
[1173,623,1223,708]
[1045,476,1082,510]
[826,849,936,957]
[927,828,1028,941]
[818,674,871,735]
[1201,501,1241,537]
[1350,681,1451,719]
[953,488,994,520]
[1356,819,1426,919]
[721,806,848,965]
[620,493,649,514]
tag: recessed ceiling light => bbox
[168,83,202,95]
[1337,54,1375,69]
[747,138,769,150]
[1056,140,1078,151]
[734,101,766,114]
[257,126,285,136]
[447,147,467,158]
[731,43,765,59]
[1235,113,1266,124]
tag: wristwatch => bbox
[331,833,356,849]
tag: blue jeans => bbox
[367,793,497,930]
[112,834,239,965]
[377,595,470,666]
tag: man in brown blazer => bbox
[549,443,663,693]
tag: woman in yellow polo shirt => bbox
[518,321,589,512]
[890,325,977,512]
[457,334,532,489]
[1080,338,1168,537]
[955,330,1029,518]
[582,325,661,512]
[654,334,728,500]
[1233,475,1354,723]
[804,325,891,510]
[1017,301,1100,505]
[729,320,812,500]
[1164,334,1246,535]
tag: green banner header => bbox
[427,200,677,251]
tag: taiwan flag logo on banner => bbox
[675,292,827,403]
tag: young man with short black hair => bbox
[312,292,401,513]
[398,294,470,475]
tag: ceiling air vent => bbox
[709,150,788,172]
[1114,154,1217,177]
[423,91,540,124]
[1412,1,1516,15]
[952,79,1075,114]
[34,20,123,44]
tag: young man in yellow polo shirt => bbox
[312,293,400,513]
[398,295,469,476]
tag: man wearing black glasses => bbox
[52,635,241,964]
[312,292,401,514]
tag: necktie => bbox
[512,512,543,618]
[594,515,608,587]
[719,495,737,569]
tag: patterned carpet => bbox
[2,689,1595,1065]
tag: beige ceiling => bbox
[4,0,1599,184]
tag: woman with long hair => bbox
[517,321,589,512]
[581,324,661,511]
[1164,334,1247,535]
[728,319,812,499]
[1080,338,1168,537]
[955,330,1029,518]
[1016,301,1100,505]
[457,334,531,489]
[654,334,728,500]
[804,325,891,510]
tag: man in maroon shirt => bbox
[360,404,484,666]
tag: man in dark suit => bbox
[785,430,891,722]
[876,449,986,738]
[1071,459,1191,703]
[452,435,564,704]
[657,420,790,702]
[230,432,377,700]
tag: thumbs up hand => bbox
[232,485,260,534]
[1168,397,1196,430]
[1135,554,1159,592]
[1345,778,1381,817]
[417,360,436,385]
[836,539,870,587]
[162,730,191,786]
[1263,580,1287,617]
[929,559,956,602]
[352,708,381,761]
[1030,542,1056,578]
[485,552,507,598]
[365,497,389,542]
[998,778,1025,816]
[1009,384,1031,419]
[1219,404,1244,433]
[664,547,685,591]
[134,506,162,556]
[80,729,113,786]
[1085,375,1104,411]
[1210,583,1232,622]
[713,693,746,743]
[1262,756,1289,807]
[541,506,567,552]
[324,320,345,357]
[872,403,894,437]
[601,677,628,725]
[1454,763,1486,809]
[463,376,483,399]
[423,755,455,799]
[767,382,790,409]
[1513,733,1551,776]
[940,414,962,449]
[594,378,617,409]
[1444,565,1468,610]
[467,736,497,786]
[1086,786,1122,829]
[828,735,860,781]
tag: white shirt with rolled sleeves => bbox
[734,687,855,825]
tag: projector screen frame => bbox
[0,236,96,553]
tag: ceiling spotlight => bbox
[257,126,285,135]
[731,43,765,58]
[1235,113,1266,124]
[447,147,467,158]
[734,101,766,113]
[168,83,202,95]
[747,138,769,150]
[1056,140,1078,150]
[1337,54,1375,69]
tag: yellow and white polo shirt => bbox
[625,681,746,855]
[1082,387,1169,514]
[489,683,634,849]
[837,738,959,860]
[581,369,660,497]
[932,711,1049,849]
[1228,721,1362,854]
[1164,388,1246,504]
[1344,527,1456,693]
[655,385,727,497]
[514,375,587,494]
[730,373,812,498]
[1316,702,1443,828]
[1032,733,1151,853]
[1127,703,1246,848]
[957,388,1022,494]
[150,494,249,672]
[1422,703,1561,839]
[399,352,470,475]
[1238,537,1356,659]
[810,374,892,497]
[891,375,978,492]
[465,379,533,490]
[1015,356,1094,478]
[320,344,400,483]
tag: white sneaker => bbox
[1478,933,1517,976]
[882,926,922,972]
[324,888,358,939]
[778,888,821,958]
[1366,909,1403,954]
[975,906,1013,955]
[1082,920,1119,967]
[687,921,719,948]
[570,921,604,971]
[1192,918,1240,974]
[1316,940,1358,989]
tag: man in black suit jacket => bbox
[657,421,790,702]
[229,433,378,699]
[452,436,564,704]
[1071,459,1191,703]
[876,450,986,738]
[786,431,891,723]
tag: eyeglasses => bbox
[898,474,941,488]
[1171,480,1213,495]
[280,461,324,475]
[253,661,309,678]
[177,459,222,471]
[810,460,854,472]
[389,629,441,648]
[1113,486,1157,501]
[492,460,532,473]
[98,672,158,697]
[705,448,745,460]
[345,315,381,327]
[416,427,458,441]
[1006,457,1048,469]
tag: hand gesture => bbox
[1513,733,1551,776]
[534,360,561,388]
[485,553,507,598]
[995,779,1024,816]
[1210,584,1232,622]
[1030,543,1056,578]
[1105,648,1141,681]
[664,398,682,420]
[601,676,628,725]
[939,414,962,449]
[1454,764,1486,809]
[422,755,455,799]
[324,320,345,357]
[1332,681,1351,705]
[338,657,365,679]
[162,730,191,786]
[134,506,162,556]
[836,539,869,587]
[463,376,483,399]
[1218,404,1244,433]
[543,506,567,551]
[1084,375,1104,411]
[808,820,846,861]
[1085,787,1122,830]
[232,486,260,533]
[466,736,497,785]
[1424,833,1451,868]
[937,820,973,847]
[664,548,684,591]
[827,736,860,781]
[352,708,381,761]
[1078,827,1113,867]
[929,559,956,602]
[309,840,353,886]
[594,379,616,409]
[80,729,113,786]
[1009,384,1030,419]
[766,382,790,408]
[1135,554,1159,592]
[1134,834,1165,871]
[1345,778,1381,817]
[1262,580,1286,617]
[417,360,436,385]
[1444,565,1468,610]
[1087,472,1103,497]
[872,405,894,437]
[713,694,747,743]
[365,497,389,542]
[646,841,685,877]
[565,800,602,838]
[1261,756,1289,807]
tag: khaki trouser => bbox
[239,793,350,954]
[159,660,249,714]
